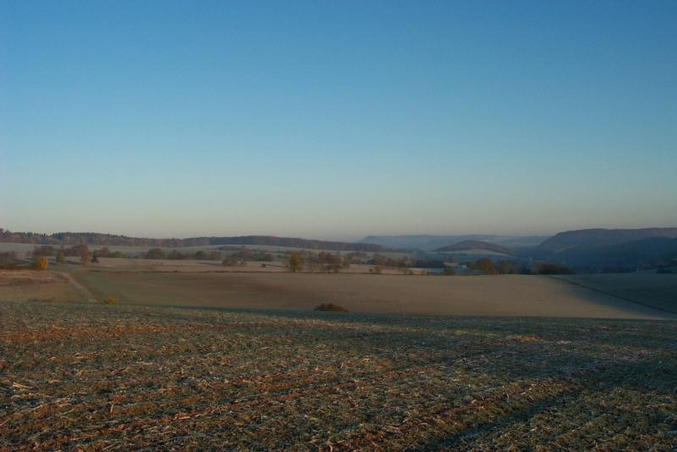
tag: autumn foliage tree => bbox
[33,256,49,270]
[288,252,303,272]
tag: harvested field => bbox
[1,300,675,450]
[0,270,85,303]
[71,270,672,319]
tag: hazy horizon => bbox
[2,1,676,239]
[2,225,677,245]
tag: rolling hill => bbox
[538,228,677,252]
[534,228,677,270]
[361,234,546,251]
[553,237,677,269]
[436,240,513,255]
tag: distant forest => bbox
[0,229,382,252]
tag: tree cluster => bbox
[533,262,574,275]
[222,249,275,266]
[468,259,521,275]
[148,249,223,260]
[0,229,383,251]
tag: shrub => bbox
[56,249,65,264]
[81,251,92,266]
[314,303,348,312]
[33,256,49,270]
[103,297,119,304]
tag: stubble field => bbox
[0,270,84,303]
[1,300,676,450]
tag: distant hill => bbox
[533,228,677,271]
[436,240,513,255]
[0,229,382,252]
[554,237,677,269]
[361,234,546,251]
[538,228,677,252]
[206,236,382,251]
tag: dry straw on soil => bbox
[1,300,675,450]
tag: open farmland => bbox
[1,300,675,450]
[69,267,672,319]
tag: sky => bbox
[1,0,676,240]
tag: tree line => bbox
[0,229,382,251]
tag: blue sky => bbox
[1,0,676,240]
